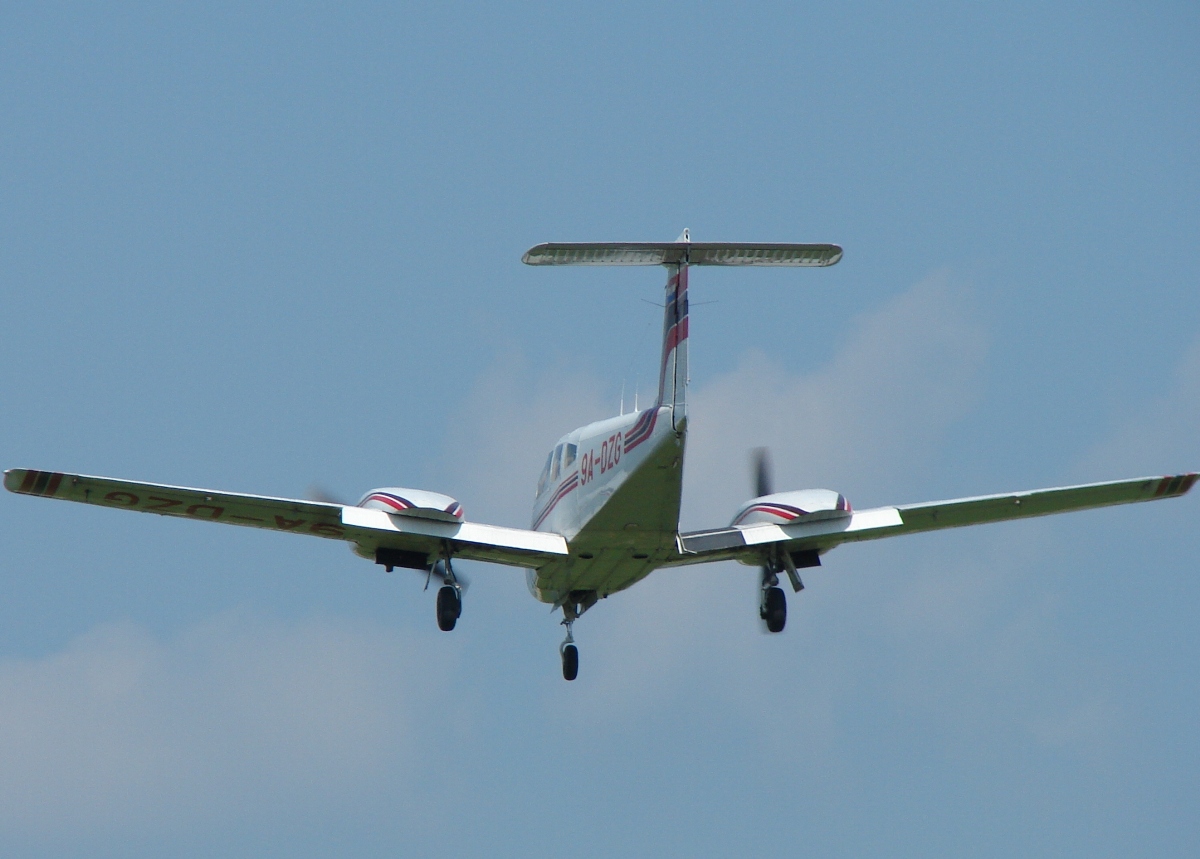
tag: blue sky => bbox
[2,2,1198,855]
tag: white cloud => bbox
[0,613,451,834]
[1082,335,1200,476]
[867,536,1122,755]
[682,270,986,528]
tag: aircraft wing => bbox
[673,473,1198,566]
[4,469,568,569]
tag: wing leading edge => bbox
[4,469,567,569]
[673,473,1198,566]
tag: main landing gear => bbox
[433,555,464,632]
[760,549,804,634]
[558,590,597,681]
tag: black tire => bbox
[561,644,579,681]
[436,585,460,631]
[763,586,787,633]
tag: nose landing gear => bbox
[557,590,596,680]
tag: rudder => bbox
[658,262,688,425]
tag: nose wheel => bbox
[560,636,579,681]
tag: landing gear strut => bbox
[761,548,802,633]
[433,553,463,632]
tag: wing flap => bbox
[340,506,567,567]
[677,507,902,559]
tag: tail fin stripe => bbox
[623,407,659,453]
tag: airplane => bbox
[6,231,1196,680]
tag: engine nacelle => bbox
[731,489,851,527]
[356,487,464,522]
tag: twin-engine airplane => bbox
[7,233,1196,680]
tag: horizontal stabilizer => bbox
[522,242,842,267]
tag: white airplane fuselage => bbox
[527,262,691,607]
[527,406,686,605]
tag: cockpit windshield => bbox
[537,441,579,499]
[536,451,553,497]
[551,444,563,482]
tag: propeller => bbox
[751,448,779,629]
[306,485,348,505]
[751,447,801,632]
[752,447,773,498]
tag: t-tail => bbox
[522,231,843,429]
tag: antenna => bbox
[634,380,639,412]
[620,380,625,416]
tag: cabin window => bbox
[563,443,577,470]
[551,444,563,482]
[537,452,553,497]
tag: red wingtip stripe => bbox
[13,470,66,496]
[1154,473,1197,497]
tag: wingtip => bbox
[521,244,549,265]
[5,469,68,496]
[1156,473,1198,498]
